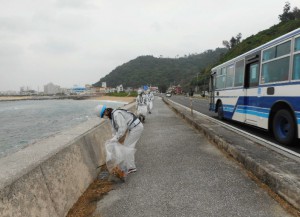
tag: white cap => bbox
[95,105,107,118]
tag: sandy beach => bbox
[88,96,135,103]
[0,96,33,101]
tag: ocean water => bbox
[0,99,127,158]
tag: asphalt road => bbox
[167,94,300,153]
[93,97,291,217]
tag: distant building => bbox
[125,87,133,93]
[102,82,107,88]
[91,86,107,94]
[174,85,182,94]
[61,88,71,95]
[150,86,159,92]
[85,84,92,90]
[71,85,86,94]
[116,85,123,93]
[106,87,116,93]
[44,83,61,95]
[0,90,19,95]
[84,84,93,94]
[168,85,182,95]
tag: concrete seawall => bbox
[0,103,135,217]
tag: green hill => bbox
[93,48,227,91]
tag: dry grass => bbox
[246,171,300,217]
[67,167,113,217]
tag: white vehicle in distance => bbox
[166,92,172,97]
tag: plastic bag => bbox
[105,140,136,180]
[137,105,147,116]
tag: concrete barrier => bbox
[0,102,135,217]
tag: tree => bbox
[292,7,300,20]
[236,33,242,44]
[222,40,230,49]
[230,37,237,49]
[278,2,300,22]
[222,33,242,49]
[158,84,167,93]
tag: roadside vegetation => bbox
[106,91,138,97]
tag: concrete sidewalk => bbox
[93,98,291,217]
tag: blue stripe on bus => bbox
[223,104,235,112]
[296,112,300,124]
[236,105,270,113]
[235,96,300,111]
[235,108,269,118]
[217,96,300,121]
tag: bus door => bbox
[244,52,260,125]
[209,72,216,111]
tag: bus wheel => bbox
[217,102,224,120]
[272,109,295,145]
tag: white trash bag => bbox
[105,140,136,180]
[137,105,147,116]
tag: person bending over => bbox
[96,105,144,174]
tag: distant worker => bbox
[96,105,143,174]
[136,89,147,122]
[189,88,194,97]
[147,91,154,113]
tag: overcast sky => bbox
[0,0,299,91]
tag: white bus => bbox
[209,28,300,145]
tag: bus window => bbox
[226,65,234,88]
[249,63,259,87]
[293,37,300,80]
[276,41,291,57]
[216,74,225,89]
[216,67,226,89]
[262,57,290,83]
[293,54,300,80]
[263,47,276,61]
[294,37,300,51]
[221,67,226,75]
[263,41,291,61]
[234,60,244,86]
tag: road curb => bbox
[163,97,300,212]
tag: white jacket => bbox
[136,94,147,108]
[111,109,139,141]
[148,92,154,101]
